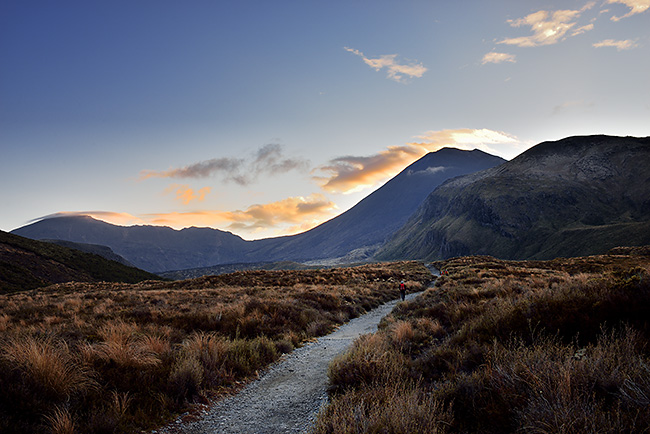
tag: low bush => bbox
[0,261,430,433]
[316,254,650,433]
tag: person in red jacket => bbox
[399,280,406,301]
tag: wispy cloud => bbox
[165,184,211,205]
[344,47,427,83]
[313,129,518,194]
[593,38,640,50]
[552,100,596,115]
[481,51,517,65]
[571,23,595,36]
[140,144,309,185]
[607,0,650,21]
[499,2,595,47]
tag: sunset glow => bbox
[2,1,648,239]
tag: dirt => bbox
[155,268,438,434]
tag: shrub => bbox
[315,254,650,434]
[0,261,431,432]
[312,382,451,434]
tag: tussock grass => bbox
[0,261,429,433]
[316,253,650,433]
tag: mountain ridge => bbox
[376,135,650,261]
[13,147,505,272]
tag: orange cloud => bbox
[220,194,337,234]
[314,129,518,194]
[165,184,211,205]
[607,0,650,21]
[592,38,640,50]
[344,47,427,83]
[499,3,595,47]
[481,51,517,65]
[132,193,337,237]
[314,145,423,194]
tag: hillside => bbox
[377,135,650,261]
[0,230,161,292]
[42,239,134,266]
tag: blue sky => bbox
[1,0,649,239]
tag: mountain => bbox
[12,216,252,272]
[13,148,505,272]
[377,135,650,261]
[0,230,161,292]
[243,148,506,263]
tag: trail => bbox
[157,267,438,434]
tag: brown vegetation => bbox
[314,254,650,434]
[0,261,430,433]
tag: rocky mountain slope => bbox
[13,148,504,272]
[377,135,650,261]
[0,230,160,292]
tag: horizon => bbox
[2,1,649,239]
[15,144,503,241]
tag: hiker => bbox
[399,280,406,301]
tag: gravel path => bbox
[157,268,438,434]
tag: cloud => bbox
[314,129,518,194]
[344,47,427,83]
[407,166,447,177]
[313,145,423,194]
[499,2,595,47]
[592,38,640,50]
[140,157,244,182]
[33,211,146,226]
[552,100,595,115]
[481,51,517,65]
[165,184,211,205]
[140,144,309,185]
[221,194,337,234]
[143,193,337,237]
[607,0,650,21]
[571,23,594,36]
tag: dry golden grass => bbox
[0,261,430,433]
[317,253,650,434]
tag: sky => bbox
[1,0,649,240]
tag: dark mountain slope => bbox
[377,135,650,261]
[42,239,134,266]
[0,230,161,292]
[12,216,252,272]
[244,148,506,262]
